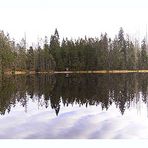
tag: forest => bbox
[0,27,148,74]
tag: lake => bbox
[0,73,148,139]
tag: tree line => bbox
[0,27,148,74]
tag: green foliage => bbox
[1,27,148,73]
[15,39,27,70]
[0,31,16,74]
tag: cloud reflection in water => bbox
[0,101,148,139]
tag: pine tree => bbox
[0,31,15,74]
[50,28,62,70]
[141,38,148,69]
[26,46,34,71]
[118,27,127,69]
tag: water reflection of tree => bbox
[1,74,148,115]
[0,74,56,115]
[0,76,17,114]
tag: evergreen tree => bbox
[15,38,27,70]
[118,27,127,69]
[26,46,34,71]
[141,38,148,69]
[0,31,15,74]
[50,28,62,70]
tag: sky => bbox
[0,0,148,45]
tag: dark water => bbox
[1,73,148,139]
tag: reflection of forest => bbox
[0,74,148,115]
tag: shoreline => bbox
[3,70,148,75]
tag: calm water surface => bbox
[0,73,148,139]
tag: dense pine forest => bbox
[0,27,148,74]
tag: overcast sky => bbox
[0,0,148,45]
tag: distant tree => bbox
[118,27,127,69]
[50,28,62,70]
[141,38,148,69]
[34,45,42,72]
[26,46,34,71]
[110,36,121,69]
[97,33,109,70]
[125,36,136,70]
[0,31,15,74]
[15,38,27,70]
